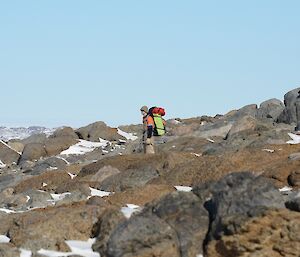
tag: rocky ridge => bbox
[0,88,300,256]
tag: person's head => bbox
[140,106,148,117]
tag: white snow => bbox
[49,193,71,202]
[121,204,140,218]
[196,254,204,257]
[175,186,193,192]
[0,235,10,243]
[287,133,300,144]
[68,173,77,179]
[0,160,6,168]
[206,138,215,143]
[37,238,99,257]
[26,196,30,203]
[279,186,293,192]
[20,248,32,257]
[0,208,16,214]
[117,128,138,141]
[88,187,111,198]
[262,148,275,153]
[191,153,201,157]
[56,156,70,165]
[43,183,48,187]
[60,140,108,155]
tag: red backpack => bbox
[151,107,166,116]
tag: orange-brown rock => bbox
[206,209,300,257]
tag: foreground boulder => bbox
[206,208,300,257]
[203,172,285,244]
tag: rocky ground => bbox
[1,88,300,257]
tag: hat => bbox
[140,106,148,113]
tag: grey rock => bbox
[193,121,233,139]
[19,143,47,164]
[205,172,285,242]
[277,87,300,124]
[288,152,300,161]
[285,191,300,212]
[24,189,53,209]
[21,133,47,145]
[104,214,180,257]
[76,121,124,142]
[257,98,285,121]
[90,165,121,183]
[288,171,300,187]
[0,140,20,165]
[144,191,209,257]
[99,166,159,192]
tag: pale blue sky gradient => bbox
[0,1,299,128]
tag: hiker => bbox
[295,90,300,134]
[140,106,166,154]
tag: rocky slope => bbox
[0,88,300,257]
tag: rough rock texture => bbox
[257,98,285,121]
[98,214,180,257]
[277,87,300,124]
[0,140,21,165]
[204,172,285,243]
[144,192,209,257]
[76,121,124,142]
[18,143,47,164]
[6,202,107,251]
[206,209,300,257]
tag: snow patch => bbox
[191,153,201,157]
[56,156,70,165]
[262,148,275,153]
[0,160,6,168]
[279,186,293,192]
[20,248,32,257]
[88,187,111,198]
[175,186,193,192]
[49,193,71,202]
[68,173,77,179]
[0,235,10,243]
[117,128,138,141]
[37,238,99,257]
[121,204,140,218]
[287,133,300,144]
[206,138,215,143]
[60,139,108,155]
[0,208,16,214]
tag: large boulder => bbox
[6,202,107,251]
[206,208,300,257]
[76,121,124,142]
[18,143,47,164]
[144,191,209,257]
[277,87,300,124]
[204,172,285,244]
[0,140,21,165]
[257,98,285,121]
[95,213,181,257]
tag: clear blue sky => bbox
[0,1,299,128]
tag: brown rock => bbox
[8,202,107,251]
[0,140,21,165]
[206,209,300,257]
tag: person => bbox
[295,90,300,134]
[140,105,155,154]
